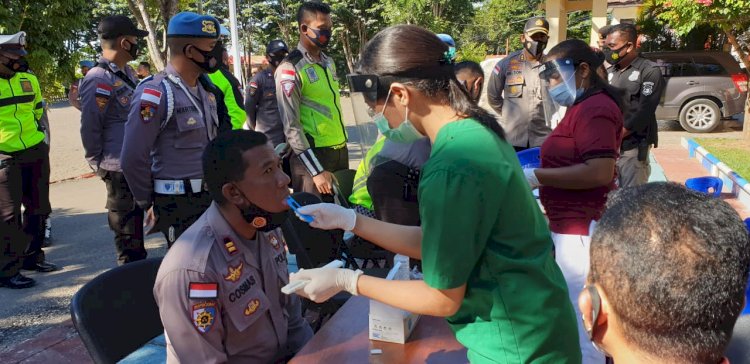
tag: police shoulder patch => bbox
[642,81,655,96]
[281,81,294,97]
[140,103,156,123]
[192,301,217,333]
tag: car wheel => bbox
[679,99,721,133]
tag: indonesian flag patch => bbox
[95,83,112,97]
[140,87,162,105]
[188,282,218,299]
[280,69,296,81]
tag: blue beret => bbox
[167,12,220,39]
[79,60,96,68]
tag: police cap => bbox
[167,12,220,39]
[266,40,288,55]
[0,32,27,56]
[524,17,549,36]
[98,15,149,39]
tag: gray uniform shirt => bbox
[154,203,313,363]
[487,50,551,148]
[121,64,219,209]
[79,58,138,172]
[245,68,285,147]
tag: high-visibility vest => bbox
[348,137,386,210]
[296,58,346,148]
[208,68,247,130]
[0,72,45,153]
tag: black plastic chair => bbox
[70,257,164,364]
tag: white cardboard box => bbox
[368,262,421,344]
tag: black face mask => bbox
[603,43,630,65]
[124,40,139,60]
[186,44,223,73]
[9,58,28,73]
[524,39,547,60]
[268,54,286,68]
[234,187,288,232]
[305,27,331,48]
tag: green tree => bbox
[460,0,543,56]
[642,0,750,137]
[0,0,90,97]
[381,0,474,34]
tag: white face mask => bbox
[372,88,423,143]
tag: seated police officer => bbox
[122,12,225,247]
[153,130,313,363]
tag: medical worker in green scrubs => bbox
[290,25,581,364]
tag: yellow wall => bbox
[611,6,643,24]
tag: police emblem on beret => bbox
[202,20,217,35]
[642,81,655,96]
[192,302,217,333]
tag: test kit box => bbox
[368,261,421,344]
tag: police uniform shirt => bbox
[153,202,313,363]
[487,50,551,148]
[607,56,664,151]
[245,68,285,147]
[79,57,138,172]
[121,64,219,209]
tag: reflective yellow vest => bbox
[0,72,45,153]
[298,60,346,148]
[348,137,386,210]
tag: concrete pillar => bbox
[590,0,608,47]
[545,0,567,49]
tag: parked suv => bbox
[641,51,748,133]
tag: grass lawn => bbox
[694,138,750,179]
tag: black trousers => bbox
[101,170,146,265]
[153,190,211,247]
[0,143,51,278]
[290,146,349,203]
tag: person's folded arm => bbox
[533,158,616,189]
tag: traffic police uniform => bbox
[608,55,664,187]
[275,42,348,199]
[487,19,551,151]
[0,32,56,286]
[153,202,313,363]
[207,59,247,130]
[121,13,224,247]
[80,16,148,265]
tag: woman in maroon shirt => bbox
[524,39,623,364]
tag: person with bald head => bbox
[121,11,230,249]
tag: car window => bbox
[692,56,728,76]
[652,57,697,77]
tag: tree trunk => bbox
[722,24,750,139]
[128,0,165,71]
[341,29,354,73]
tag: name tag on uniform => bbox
[507,74,524,85]
[189,282,218,299]
[20,80,33,93]
[306,67,319,83]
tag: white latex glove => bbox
[524,168,541,189]
[296,203,357,231]
[290,267,363,303]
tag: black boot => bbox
[0,273,36,289]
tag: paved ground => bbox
[0,101,744,356]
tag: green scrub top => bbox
[419,119,581,363]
